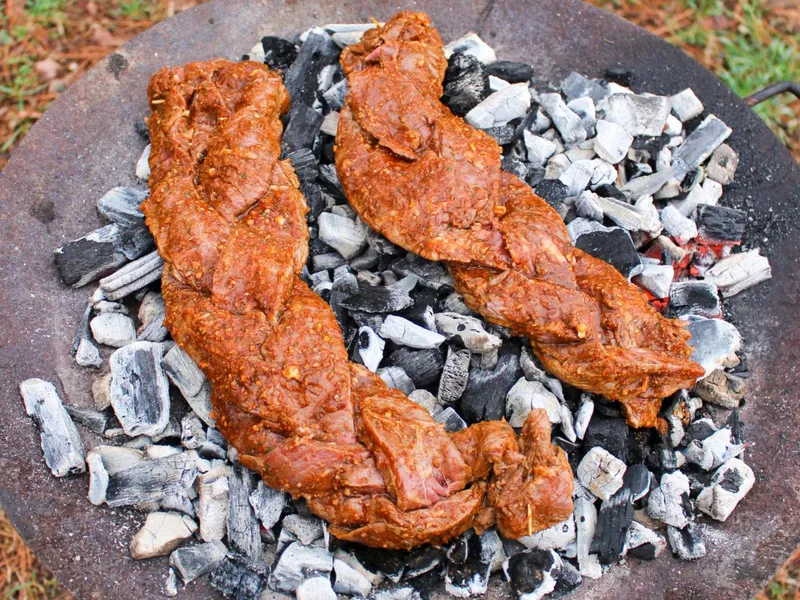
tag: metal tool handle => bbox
[744,81,800,107]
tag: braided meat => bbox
[335,11,705,429]
[142,59,572,550]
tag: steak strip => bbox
[142,59,572,550]
[335,11,705,429]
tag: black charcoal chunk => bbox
[486,60,534,83]
[287,148,319,182]
[353,545,405,583]
[55,224,128,288]
[116,223,155,261]
[575,228,641,278]
[485,124,516,145]
[210,553,269,600]
[404,546,444,580]
[96,187,147,227]
[445,533,493,597]
[561,72,607,104]
[623,462,651,499]
[391,253,453,290]
[329,273,359,331]
[504,549,560,600]
[501,156,529,180]
[604,65,635,87]
[301,181,328,224]
[284,28,340,107]
[583,415,629,463]
[550,560,582,599]
[460,351,521,424]
[671,115,731,181]
[443,52,489,116]
[534,179,569,212]
[260,36,297,74]
[339,282,414,314]
[134,119,150,141]
[627,544,658,560]
[384,347,444,388]
[695,204,747,243]
[594,184,627,201]
[590,487,634,564]
[283,105,324,155]
[109,341,170,437]
[667,281,720,318]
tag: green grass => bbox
[114,0,156,20]
[670,0,799,145]
[23,0,65,20]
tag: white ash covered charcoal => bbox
[164,568,178,597]
[110,341,170,437]
[577,447,626,501]
[20,379,86,477]
[409,389,443,417]
[270,542,333,593]
[592,119,633,164]
[434,313,502,353]
[209,553,270,599]
[373,587,423,600]
[605,93,670,137]
[442,52,490,117]
[519,516,576,552]
[646,471,691,528]
[445,529,505,597]
[672,115,732,181]
[659,204,697,245]
[90,312,137,348]
[560,72,607,104]
[197,467,230,542]
[538,92,587,146]
[633,263,674,299]
[72,304,103,368]
[378,366,416,395]
[170,541,227,584]
[693,368,747,409]
[129,511,198,559]
[296,576,337,600]
[435,407,468,433]
[380,315,445,349]
[505,378,561,428]
[667,523,707,560]
[686,317,742,377]
[669,88,704,122]
[333,557,373,597]
[574,395,594,441]
[624,521,667,560]
[99,250,164,301]
[705,143,738,185]
[226,464,262,562]
[136,144,151,181]
[317,212,367,260]
[683,424,745,471]
[466,83,530,129]
[103,452,198,508]
[355,326,384,371]
[696,457,755,521]
[163,345,214,426]
[523,131,558,168]
[503,549,562,600]
[249,481,288,532]
[137,291,168,342]
[593,196,663,236]
[574,486,601,579]
[282,514,325,546]
[64,405,114,435]
[619,169,674,202]
[444,32,496,64]
[668,281,721,318]
[704,249,772,298]
[96,186,148,227]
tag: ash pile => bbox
[25,20,770,600]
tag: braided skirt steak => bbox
[335,12,705,429]
[141,60,573,550]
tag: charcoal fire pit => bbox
[0,1,798,599]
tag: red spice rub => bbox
[142,58,572,550]
[335,11,704,429]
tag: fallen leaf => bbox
[34,57,61,81]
